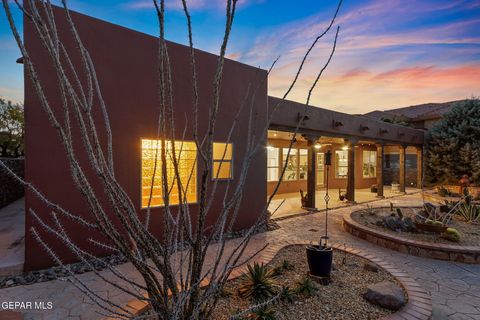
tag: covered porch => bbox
[266,96,425,219]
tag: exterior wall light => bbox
[314,143,321,149]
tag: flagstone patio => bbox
[1,193,479,319]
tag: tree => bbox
[0,98,24,158]
[1,0,341,319]
[425,98,480,186]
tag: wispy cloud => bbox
[234,0,480,112]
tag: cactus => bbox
[396,208,404,219]
[442,228,460,242]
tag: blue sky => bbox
[1,0,479,113]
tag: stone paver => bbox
[0,197,25,275]
[0,193,479,319]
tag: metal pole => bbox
[322,164,330,247]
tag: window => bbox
[213,142,233,179]
[299,149,308,180]
[282,148,297,181]
[267,146,280,182]
[363,150,377,178]
[141,139,197,208]
[335,150,348,178]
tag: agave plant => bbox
[456,203,480,223]
[238,263,276,302]
[295,276,318,297]
[278,285,295,303]
[246,306,277,320]
[272,259,294,276]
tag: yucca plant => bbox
[245,306,276,320]
[238,263,276,302]
[295,276,318,297]
[278,285,295,303]
[456,203,480,223]
[272,259,294,276]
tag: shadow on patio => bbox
[268,187,420,219]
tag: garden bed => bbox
[211,245,404,320]
[351,207,480,246]
[344,207,480,263]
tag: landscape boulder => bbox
[364,281,405,310]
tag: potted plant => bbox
[306,150,333,280]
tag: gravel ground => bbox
[212,245,403,320]
[352,207,480,245]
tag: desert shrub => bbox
[246,306,276,320]
[456,203,480,223]
[238,263,276,302]
[278,285,295,303]
[272,259,294,276]
[295,276,318,297]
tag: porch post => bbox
[346,138,357,203]
[376,143,384,198]
[303,134,320,209]
[416,146,423,189]
[399,145,407,193]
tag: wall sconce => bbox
[314,143,322,150]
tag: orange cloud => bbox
[268,64,480,114]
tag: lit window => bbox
[213,143,233,179]
[299,149,308,180]
[141,139,197,208]
[282,148,298,181]
[335,150,348,178]
[267,146,280,182]
[363,150,377,178]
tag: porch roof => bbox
[268,96,424,146]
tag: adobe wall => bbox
[24,7,267,270]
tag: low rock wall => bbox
[344,210,480,264]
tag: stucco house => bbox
[22,7,424,271]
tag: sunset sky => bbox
[0,0,479,113]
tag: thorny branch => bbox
[0,0,342,318]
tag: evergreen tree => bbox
[425,99,480,185]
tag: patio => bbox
[269,187,420,219]
[1,193,478,319]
